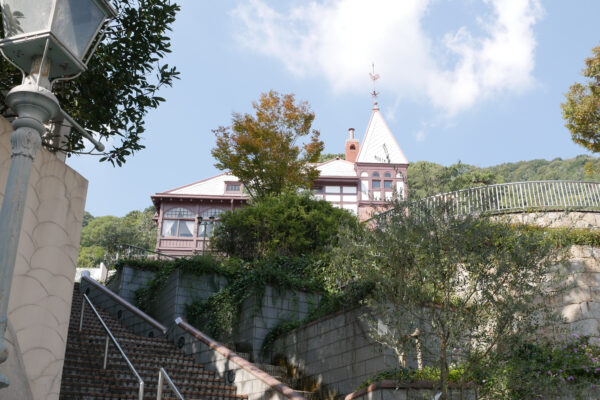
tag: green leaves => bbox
[330,197,562,397]
[211,91,324,198]
[0,0,180,166]
[562,45,600,153]
[211,191,359,260]
[78,206,157,267]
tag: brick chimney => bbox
[345,128,359,162]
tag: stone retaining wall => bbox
[105,265,156,305]
[152,269,228,330]
[500,210,600,229]
[271,307,397,396]
[236,286,321,362]
[558,245,600,338]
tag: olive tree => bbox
[330,198,563,399]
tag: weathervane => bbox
[369,63,380,104]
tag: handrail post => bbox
[139,381,144,400]
[157,370,164,399]
[103,335,109,369]
[79,300,85,332]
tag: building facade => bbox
[151,102,408,257]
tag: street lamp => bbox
[198,216,216,256]
[0,0,115,389]
[0,0,116,78]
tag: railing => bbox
[81,275,168,336]
[424,180,600,216]
[175,317,307,400]
[79,293,145,400]
[157,367,184,400]
[116,243,176,260]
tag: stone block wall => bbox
[105,265,156,305]
[345,381,476,400]
[271,307,397,396]
[235,286,321,361]
[151,270,228,330]
[500,211,600,229]
[557,245,600,338]
[0,116,88,400]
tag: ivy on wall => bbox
[185,256,325,341]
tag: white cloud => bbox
[232,0,543,116]
[415,130,426,142]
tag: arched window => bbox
[373,172,380,177]
[161,207,194,237]
[384,172,391,178]
[198,208,225,237]
[361,172,369,177]
[396,172,404,180]
[350,144,356,150]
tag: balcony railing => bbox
[424,180,600,215]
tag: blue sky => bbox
[68,0,600,217]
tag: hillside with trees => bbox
[408,154,600,198]
[78,207,157,268]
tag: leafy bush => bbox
[211,191,359,260]
[358,366,465,389]
[475,335,600,399]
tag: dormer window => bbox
[225,182,241,192]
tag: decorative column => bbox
[0,59,59,387]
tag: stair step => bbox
[60,284,248,400]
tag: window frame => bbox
[161,207,195,238]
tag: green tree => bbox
[330,198,562,399]
[318,153,345,162]
[407,161,497,198]
[0,0,180,166]
[78,206,157,267]
[211,91,324,198]
[211,192,358,260]
[82,211,95,228]
[562,45,600,152]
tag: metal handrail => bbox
[424,180,600,215]
[81,275,168,335]
[157,367,184,400]
[79,293,145,400]
[117,243,176,260]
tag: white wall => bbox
[0,116,88,400]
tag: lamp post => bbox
[0,0,115,388]
[198,216,216,256]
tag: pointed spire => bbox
[356,104,408,165]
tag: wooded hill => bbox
[407,154,600,198]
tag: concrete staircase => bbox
[60,283,247,400]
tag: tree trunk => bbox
[440,338,449,400]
